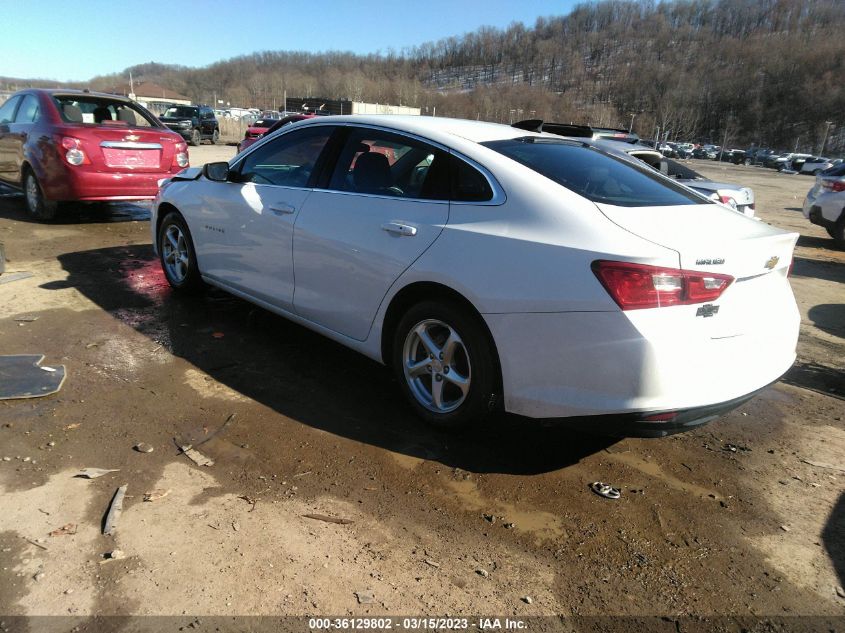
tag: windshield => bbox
[252,119,276,128]
[53,96,158,127]
[483,138,708,207]
[164,106,198,118]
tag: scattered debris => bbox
[103,484,128,536]
[780,525,791,532]
[0,355,66,400]
[143,489,170,502]
[85,342,99,349]
[64,423,81,430]
[49,523,77,537]
[33,572,45,581]
[522,596,533,604]
[590,481,621,500]
[424,559,440,568]
[483,513,496,523]
[476,568,489,578]
[800,458,845,474]
[355,591,375,604]
[107,549,125,560]
[836,586,845,600]
[13,316,38,322]
[503,522,515,529]
[723,443,751,453]
[232,521,240,532]
[22,537,48,551]
[237,495,257,511]
[303,513,353,525]
[179,445,214,467]
[293,470,313,478]
[74,468,120,479]
[681,463,693,471]
[134,443,154,453]
[0,271,34,285]
[64,588,74,595]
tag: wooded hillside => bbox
[5,0,843,152]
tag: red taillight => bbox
[592,261,734,310]
[58,136,90,165]
[829,181,845,192]
[172,142,189,168]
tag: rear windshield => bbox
[164,106,198,118]
[822,163,845,177]
[53,96,158,127]
[483,138,708,207]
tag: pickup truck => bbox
[160,105,219,146]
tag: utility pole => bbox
[629,112,636,133]
[718,127,729,162]
[820,121,833,156]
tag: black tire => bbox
[392,300,498,431]
[189,129,201,146]
[23,169,58,221]
[831,215,845,249]
[157,211,204,293]
[211,129,219,145]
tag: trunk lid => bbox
[595,202,798,338]
[78,126,179,173]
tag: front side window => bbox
[15,95,40,123]
[0,96,22,124]
[328,128,450,200]
[238,126,334,187]
[484,138,708,207]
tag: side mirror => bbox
[203,162,233,182]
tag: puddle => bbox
[446,479,568,541]
[608,452,721,499]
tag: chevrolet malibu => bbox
[152,116,799,436]
[0,89,189,220]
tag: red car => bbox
[0,89,189,220]
[237,114,314,153]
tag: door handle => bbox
[381,222,417,237]
[269,204,296,215]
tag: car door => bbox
[292,126,451,341]
[0,95,22,183]
[9,94,42,183]
[193,125,336,310]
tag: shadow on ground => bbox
[791,256,845,283]
[782,362,844,400]
[0,185,150,225]
[52,245,615,475]
[823,492,845,588]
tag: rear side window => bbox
[450,156,493,202]
[328,128,451,200]
[15,95,40,123]
[484,139,708,207]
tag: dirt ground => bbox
[0,147,843,629]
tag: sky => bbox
[0,0,581,82]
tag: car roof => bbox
[29,88,136,104]
[295,115,544,146]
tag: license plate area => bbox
[102,148,161,169]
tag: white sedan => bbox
[152,116,800,436]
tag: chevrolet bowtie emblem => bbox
[764,256,779,270]
[125,134,140,142]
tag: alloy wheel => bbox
[402,319,471,413]
[162,224,190,283]
[25,174,39,214]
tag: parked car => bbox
[803,162,845,246]
[662,158,756,216]
[236,114,314,153]
[237,114,314,153]
[579,139,757,217]
[0,88,188,220]
[152,116,799,436]
[798,157,834,175]
[160,105,219,146]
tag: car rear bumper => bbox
[485,302,799,430]
[43,165,180,202]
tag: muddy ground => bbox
[0,148,843,629]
